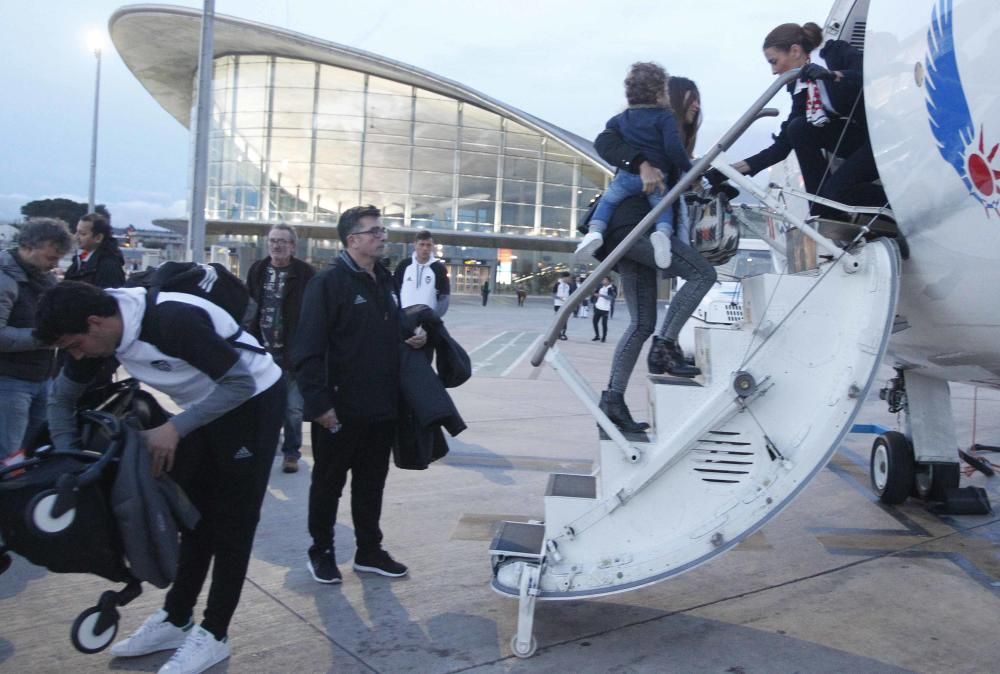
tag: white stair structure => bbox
[492,239,900,656]
[489,69,903,658]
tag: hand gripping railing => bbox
[531,69,802,367]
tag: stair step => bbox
[598,427,652,442]
[489,521,545,559]
[647,374,704,387]
[545,473,597,499]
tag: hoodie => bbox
[393,253,450,316]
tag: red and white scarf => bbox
[794,46,837,127]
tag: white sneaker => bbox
[651,231,673,268]
[110,609,190,657]
[158,626,230,674]
[575,231,604,259]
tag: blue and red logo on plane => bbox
[925,0,1000,213]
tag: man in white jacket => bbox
[393,230,450,317]
[552,272,572,340]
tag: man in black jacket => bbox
[293,205,426,584]
[65,213,125,289]
[246,224,315,474]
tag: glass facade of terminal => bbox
[207,55,608,237]
[204,54,612,292]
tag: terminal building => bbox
[111,5,614,292]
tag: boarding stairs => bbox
[489,70,902,658]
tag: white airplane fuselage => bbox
[865,0,1000,387]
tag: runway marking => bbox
[500,334,543,377]
[818,449,1000,594]
[467,331,510,355]
[471,331,541,376]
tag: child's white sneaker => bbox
[575,231,604,260]
[651,231,673,269]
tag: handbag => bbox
[689,191,740,266]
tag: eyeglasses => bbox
[268,238,293,246]
[350,226,388,237]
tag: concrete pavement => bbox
[1,294,998,673]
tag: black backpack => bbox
[126,262,263,353]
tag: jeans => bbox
[308,419,394,553]
[0,376,49,459]
[591,172,675,236]
[281,370,304,459]
[606,235,715,394]
[163,379,284,639]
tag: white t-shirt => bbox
[553,281,571,307]
[595,286,612,312]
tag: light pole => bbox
[87,30,103,214]
[188,0,216,263]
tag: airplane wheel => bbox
[70,606,118,654]
[510,634,537,659]
[26,490,76,535]
[870,432,914,504]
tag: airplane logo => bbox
[925,0,1000,214]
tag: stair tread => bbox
[647,374,704,386]
[598,427,652,442]
[489,521,545,558]
[546,473,597,499]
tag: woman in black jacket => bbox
[65,213,126,289]
[728,22,885,218]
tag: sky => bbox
[0,0,838,228]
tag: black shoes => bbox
[648,337,700,378]
[308,546,342,584]
[592,336,601,341]
[353,549,408,577]
[599,390,650,433]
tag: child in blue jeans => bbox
[577,62,694,268]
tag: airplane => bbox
[489,0,1000,657]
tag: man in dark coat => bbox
[293,205,427,585]
[245,224,315,473]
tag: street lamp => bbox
[86,29,104,214]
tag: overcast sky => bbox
[0,0,837,227]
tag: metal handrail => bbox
[531,69,801,367]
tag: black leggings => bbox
[592,308,609,340]
[163,379,285,640]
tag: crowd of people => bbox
[0,18,884,674]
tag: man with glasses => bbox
[293,205,426,584]
[246,224,315,474]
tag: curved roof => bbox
[109,4,610,173]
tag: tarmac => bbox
[2,294,998,673]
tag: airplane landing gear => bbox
[870,369,961,505]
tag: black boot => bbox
[648,336,701,378]
[599,390,650,433]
